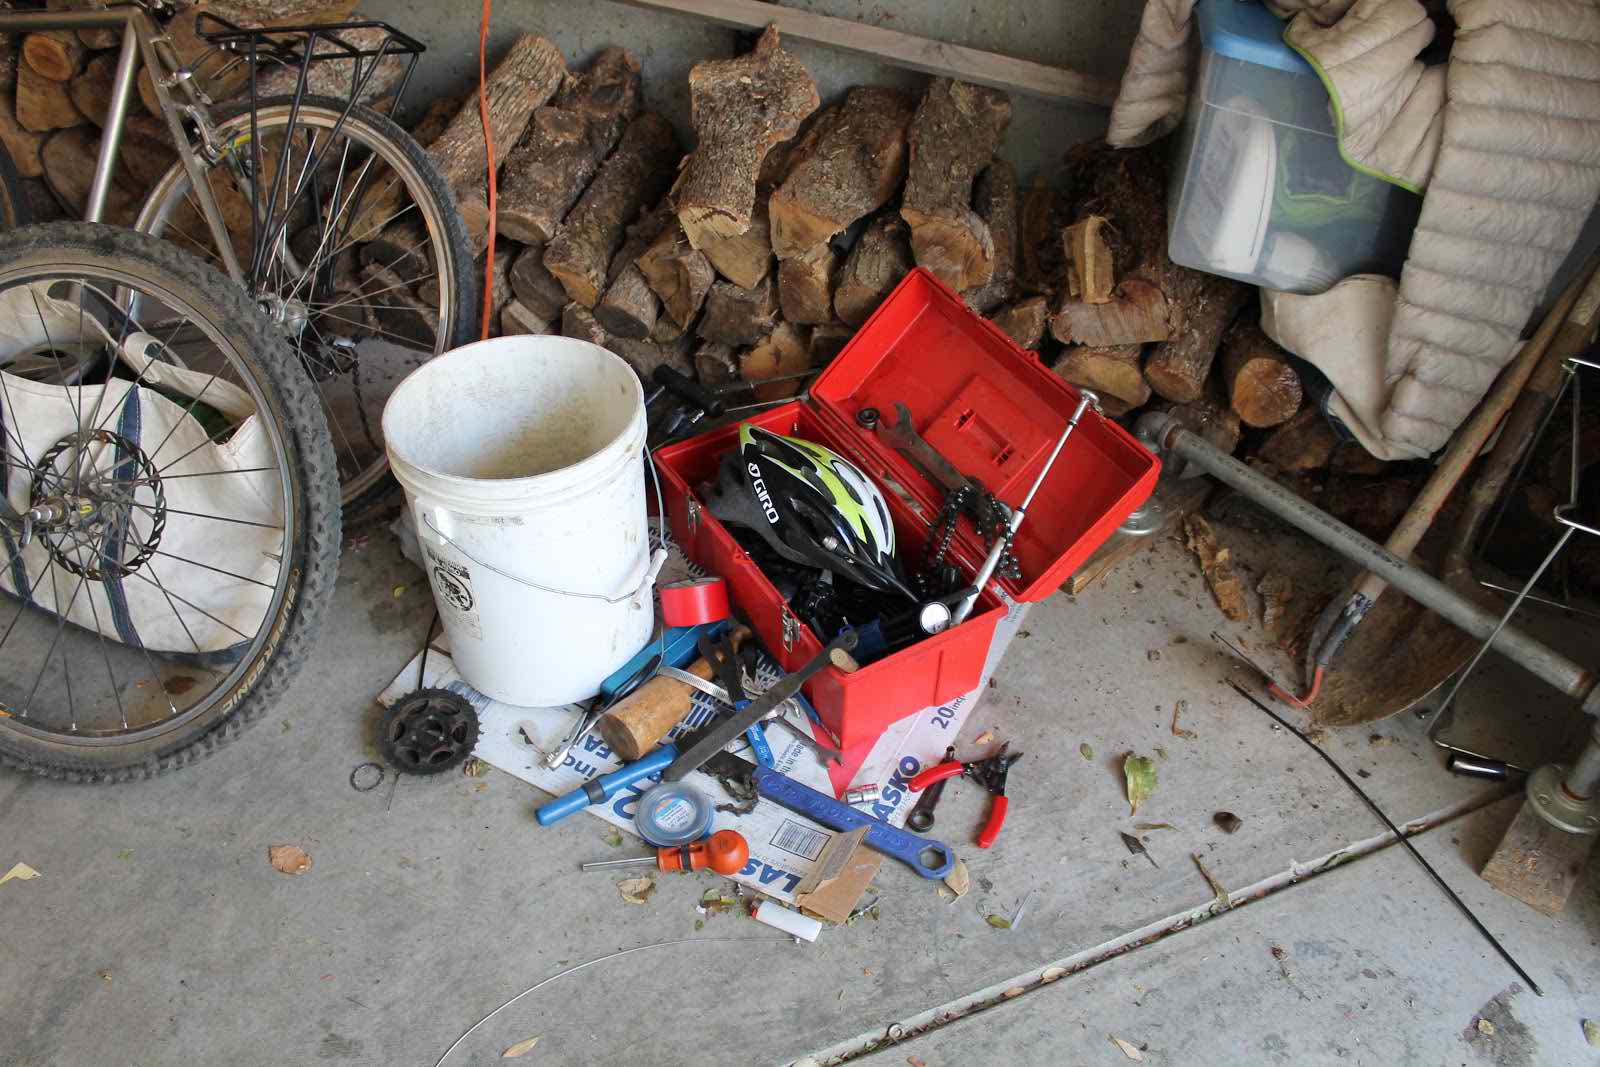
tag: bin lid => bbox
[809,269,1159,604]
[1197,0,1311,76]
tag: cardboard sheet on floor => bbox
[378,539,1026,912]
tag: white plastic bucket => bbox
[383,336,660,706]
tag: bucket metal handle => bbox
[421,513,666,606]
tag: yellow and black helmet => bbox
[708,424,914,600]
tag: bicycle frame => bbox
[0,6,245,281]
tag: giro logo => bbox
[749,462,780,524]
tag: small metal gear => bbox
[377,688,480,775]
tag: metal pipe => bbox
[1139,412,1597,703]
[84,26,142,224]
[1565,721,1600,799]
[0,10,137,31]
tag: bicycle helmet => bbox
[708,424,915,600]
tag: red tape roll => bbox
[659,577,731,627]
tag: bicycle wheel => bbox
[0,222,339,781]
[133,96,474,510]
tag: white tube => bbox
[751,900,822,942]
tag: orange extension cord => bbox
[477,0,496,340]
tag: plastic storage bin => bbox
[1167,0,1422,293]
[654,269,1160,752]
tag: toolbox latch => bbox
[781,605,799,653]
[686,495,702,538]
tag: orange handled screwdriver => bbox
[580,829,750,876]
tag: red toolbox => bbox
[654,269,1159,750]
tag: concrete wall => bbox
[359,0,1145,184]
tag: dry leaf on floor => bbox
[1123,755,1157,815]
[1040,965,1067,983]
[974,730,994,746]
[502,1034,541,1057]
[603,827,623,848]
[1183,514,1248,620]
[1135,822,1174,832]
[267,846,311,876]
[463,758,489,778]
[943,859,970,898]
[1111,1036,1145,1061]
[906,1057,927,1067]
[1477,1018,1496,1037]
[0,862,40,887]
[985,914,1012,929]
[1080,743,1094,760]
[617,876,655,904]
[1120,832,1158,868]
[392,584,407,598]
[1192,853,1229,910]
[1214,812,1243,834]
[1584,1019,1600,1046]
[1170,699,1197,740]
[1258,572,1293,636]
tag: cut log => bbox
[698,278,778,347]
[562,301,691,379]
[899,78,1010,291]
[740,322,810,401]
[1219,319,1303,428]
[699,195,773,288]
[22,31,84,82]
[768,86,913,258]
[1258,406,1340,471]
[810,322,853,365]
[18,62,84,131]
[561,300,608,346]
[501,299,553,337]
[636,219,714,329]
[408,95,459,148]
[1063,214,1114,305]
[497,47,641,245]
[1156,395,1242,457]
[594,204,672,339]
[1054,142,1249,404]
[649,310,686,344]
[507,242,568,321]
[1184,514,1249,621]
[432,35,566,249]
[1051,279,1170,348]
[988,296,1048,350]
[1052,345,1150,407]
[60,0,121,51]
[363,264,437,347]
[422,246,512,324]
[694,340,739,387]
[544,111,678,308]
[777,241,838,325]
[674,25,818,249]
[1019,180,1065,295]
[962,159,1019,313]
[360,219,434,284]
[0,91,48,178]
[834,212,912,327]
[67,51,117,127]
[0,37,16,88]
[40,126,139,224]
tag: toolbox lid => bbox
[1196,0,1309,76]
[810,269,1159,603]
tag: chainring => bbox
[377,688,480,775]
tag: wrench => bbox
[879,403,974,494]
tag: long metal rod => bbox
[84,25,143,224]
[1140,413,1596,703]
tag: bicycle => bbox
[0,2,475,510]
[0,3,360,779]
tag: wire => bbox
[415,610,440,689]
[433,936,792,1065]
[1228,681,1542,996]
[477,0,496,340]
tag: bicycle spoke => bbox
[0,546,56,654]
[150,547,276,590]
[125,563,252,643]
[107,466,280,483]
[309,313,435,352]
[70,538,130,731]
[119,498,283,532]
[20,566,88,718]
[140,557,205,657]
[25,290,86,487]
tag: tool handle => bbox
[652,366,725,416]
[745,721,774,767]
[598,627,750,761]
[909,762,965,791]
[977,795,1007,849]
[535,744,677,826]
[751,765,955,879]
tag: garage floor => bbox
[3,511,1598,1066]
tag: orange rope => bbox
[477,0,496,340]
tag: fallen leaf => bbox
[863,968,872,976]
[1111,1036,1145,1061]
[463,758,488,778]
[1123,755,1157,815]
[1477,1018,1496,1037]
[936,886,953,900]
[97,969,112,982]
[1192,853,1229,909]
[617,876,655,904]
[392,584,407,598]
[985,914,1012,929]
[974,729,994,746]
[1120,831,1158,868]
[603,827,623,848]
[694,919,704,931]
[1080,743,1094,760]
[1214,811,1243,834]
[1184,514,1248,620]
[0,862,40,887]
[1368,734,1394,748]
[116,849,134,861]
[268,845,312,876]
[502,1034,541,1058]
[1135,822,1173,832]
[943,859,970,898]
[1154,746,1168,761]
[1146,649,1160,662]
[1270,945,1287,961]
[1258,572,1294,637]
[1002,986,1025,998]
[1584,1019,1600,1046]
[1170,699,1197,740]
[1040,965,1067,983]
[907,1058,927,1067]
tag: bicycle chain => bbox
[915,484,1020,598]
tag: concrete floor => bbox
[4,508,1598,1066]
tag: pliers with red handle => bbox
[907,743,1022,849]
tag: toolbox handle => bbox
[422,513,667,606]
